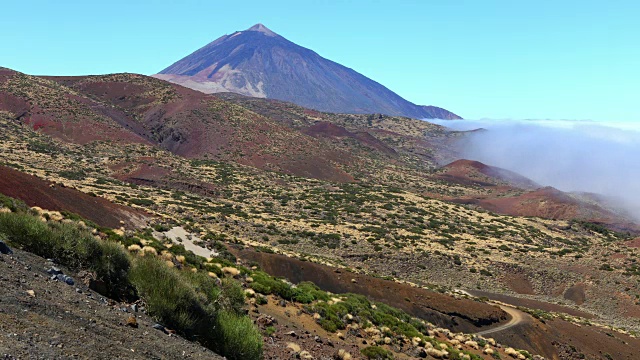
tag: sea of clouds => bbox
[427,118,640,220]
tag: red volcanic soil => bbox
[496,318,640,360]
[240,250,640,358]
[450,186,640,233]
[563,283,587,305]
[236,249,508,333]
[466,289,594,319]
[624,238,640,248]
[0,70,150,146]
[0,166,147,228]
[503,272,536,295]
[110,162,172,184]
[303,121,397,156]
[110,161,222,198]
[45,75,355,183]
[303,122,352,137]
[437,159,539,189]
[463,290,640,360]
[437,160,640,233]
[478,187,583,219]
[487,315,640,360]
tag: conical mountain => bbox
[154,24,461,119]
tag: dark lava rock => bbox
[0,240,13,255]
[47,267,63,276]
[152,323,167,333]
[55,274,74,286]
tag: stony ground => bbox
[0,248,223,359]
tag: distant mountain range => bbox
[154,24,461,120]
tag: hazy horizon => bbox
[430,118,640,220]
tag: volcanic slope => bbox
[154,24,461,119]
[6,67,632,230]
[3,69,640,358]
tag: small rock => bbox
[285,331,297,337]
[257,314,276,326]
[47,267,63,276]
[299,350,313,359]
[152,323,167,333]
[55,274,74,285]
[26,290,35,297]
[76,288,82,294]
[131,304,138,312]
[0,240,12,255]
[286,342,301,354]
[126,316,138,328]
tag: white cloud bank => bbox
[428,118,640,221]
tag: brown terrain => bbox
[1,66,640,359]
[238,249,507,333]
[435,160,639,233]
[0,165,147,229]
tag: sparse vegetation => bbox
[0,202,262,360]
[0,211,131,298]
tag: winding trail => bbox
[475,305,526,336]
[455,289,529,336]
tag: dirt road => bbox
[454,289,529,336]
[475,305,527,336]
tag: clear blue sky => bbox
[1,0,638,121]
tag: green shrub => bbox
[58,170,86,180]
[294,281,330,303]
[130,256,262,359]
[129,255,215,340]
[361,346,394,359]
[0,194,27,212]
[264,326,276,336]
[0,212,131,299]
[130,198,155,206]
[167,243,206,269]
[0,204,262,360]
[255,294,268,305]
[218,278,245,316]
[249,271,296,299]
[215,311,263,360]
[93,240,133,298]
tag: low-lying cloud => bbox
[428,118,640,221]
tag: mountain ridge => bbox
[154,24,461,120]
